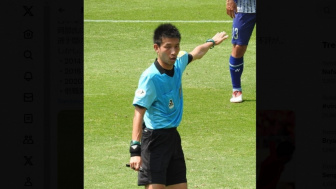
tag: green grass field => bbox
[84,1,256,188]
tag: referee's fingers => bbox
[133,162,140,171]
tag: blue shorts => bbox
[231,13,256,45]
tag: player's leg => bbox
[229,44,246,102]
[228,13,256,103]
[231,44,247,58]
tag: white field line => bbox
[84,20,232,23]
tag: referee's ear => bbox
[154,43,159,53]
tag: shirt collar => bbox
[154,59,174,77]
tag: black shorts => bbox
[138,126,187,186]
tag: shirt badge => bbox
[135,89,146,98]
[168,99,174,109]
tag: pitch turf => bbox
[84,1,256,188]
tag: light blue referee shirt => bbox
[133,51,190,130]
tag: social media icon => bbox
[24,72,33,81]
[23,6,33,16]
[24,114,33,123]
[24,30,33,39]
[24,50,33,59]
[24,93,33,102]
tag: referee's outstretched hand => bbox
[212,31,229,46]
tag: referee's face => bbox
[154,37,180,70]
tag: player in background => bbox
[129,23,228,189]
[226,0,256,103]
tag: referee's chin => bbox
[161,61,175,70]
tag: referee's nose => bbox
[171,47,179,56]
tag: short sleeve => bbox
[175,51,189,73]
[132,74,156,109]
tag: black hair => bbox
[153,23,181,46]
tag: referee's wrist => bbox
[130,140,141,146]
[130,140,141,157]
[206,39,215,49]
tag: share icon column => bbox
[21,1,45,188]
[0,0,45,188]
[2,0,83,188]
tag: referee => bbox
[129,23,228,189]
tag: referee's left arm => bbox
[190,31,228,62]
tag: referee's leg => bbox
[144,183,187,189]
[166,183,187,189]
[145,184,165,189]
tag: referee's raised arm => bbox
[189,31,229,62]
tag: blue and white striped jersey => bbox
[236,0,256,13]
